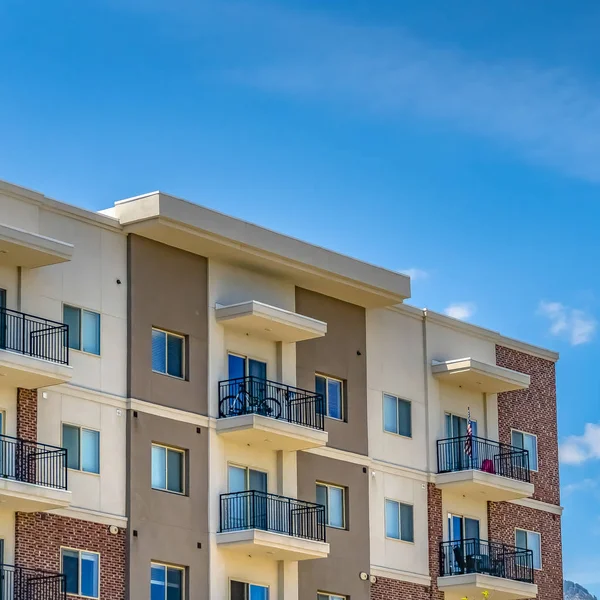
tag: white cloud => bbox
[538,301,597,345]
[560,423,600,465]
[562,478,597,495]
[400,268,429,280]
[444,302,476,321]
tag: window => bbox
[318,595,346,600]
[512,430,538,471]
[62,424,100,474]
[151,563,184,600]
[61,548,99,598]
[516,529,542,570]
[152,328,184,379]
[315,375,343,420]
[385,499,414,542]
[316,483,345,529]
[63,305,101,355]
[152,444,184,494]
[228,465,268,493]
[228,354,267,380]
[230,580,269,600]
[383,394,412,437]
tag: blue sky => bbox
[2,0,600,590]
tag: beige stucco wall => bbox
[442,490,489,541]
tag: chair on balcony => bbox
[453,546,468,574]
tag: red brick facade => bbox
[488,501,563,600]
[427,483,444,600]
[16,513,126,600]
[16,388,37,442]
[370,576,429,600]
[495,345,560,505]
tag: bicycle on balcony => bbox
[219,378,282,419]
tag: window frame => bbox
[150,561,185,600]
[151,443,186,495]
[227,462,269,492]
[317,594,347,600]
[515,528,542,570]
[384,498,415,543]
[315,374,344,421]
[152,327,186,380]
[60,547,100,599]
[62,304,101,356]
[511,429,539,472]
[61,423,101,475]
[229,577,270,600]
[316,482,346,530]
[227,352,268,377]
[382,393,412,438]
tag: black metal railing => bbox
[218,376,325,431]
[0,307,69,365]
[220,490,326,543]
[437,435,530,483]
[440,539,534,584]
[0,434,68,490]
[0,564,66,600]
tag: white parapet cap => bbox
[110,191,411,308]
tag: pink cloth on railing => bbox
[481,459,496,474]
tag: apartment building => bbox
[0,178,563,600]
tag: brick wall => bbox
[427,483,444,600]
[370,576,429,600]
[488,501,563,600]
[15,513,126,600]
[16,388,37,441]
[495,345,560,505]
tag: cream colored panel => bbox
[442,490,489,540]
[0,266,18,308]
[99,313,127,396]
[0,193,39,231]
[0,510,16,563]
[0,387,18,437]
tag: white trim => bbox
[384,498,415,544]
[382,393,413,438]
[62,422,101,475]
[61,546,101,599]
[63,303,102,357]
[151,443,186,495]
[369,565,431,587]
[509,497,563,515]
[127,398,210,428]
[151,327,185,380]
[49,506,127,527]
[228,577,271,600]
[316,373,344,421]
[317,481,346,529]
[151,562,185,600]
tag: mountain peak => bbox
[565,580,598,600]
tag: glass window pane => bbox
[82,310,101,355]
[152,445,167,490]
[62,550,79,595]
[167,334,183,378]
[328,486,344,528]
[317,595,329,600]
[398,399,412,437]
[151,564,166,600]
[512,431,524,449]
[250,584,268,600]
[385,499,399,539]
[81,429,100,474]
[152,329,167,373]
[249,469,267,493]
[383,395,398,434]
[63,424,80,470]
[316,484,328,514]
[400,503,414,542]
[328,379,342,420]
[315,376,326,415]
[63,305,81,351]
[465,517,480,540]
[248,359,266,380]
[230,581,246,600]
[228,466,247,493]
[167,449,183,493]
[524,434,538,470]
[81,552,99,598]
[229,354,246,379]
[166,567,183,600]
[528,532,541,569]
[516,529,527,550]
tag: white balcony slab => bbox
[0,350,72,389]
[0,223,73,268]
[0,478,71,512]
[436,469,534,502]
[438,573,537,600]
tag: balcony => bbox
[0,434,71,511]
[439,539,537,600]
[0,564,65,600]
[0,308,71,388]
[436,436,534,501]
[217,490,330,561]
[217,376,328,451]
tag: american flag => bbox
[464,407,473,457]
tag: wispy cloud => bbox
[562,478,598,496]
[560,423,600,465]
[444,302,476,321]
[537,301,597,345]
[400,268,429,281]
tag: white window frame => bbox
[316,482,346,529]
[315,374,344,421]
[151,443,186,495]
[152,327,186,380]
[318,594,347,600]
[511,429,539,472]
[382,393,412,438]
[515,528,542,570]
[151,561,185,600]
[63,304,101,356]
[61,547,100,599]
[384,498,415,544]
[61,423,100,475]
[229,577,270,600]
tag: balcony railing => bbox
[220,490,326,543]
[440,539,534,584]
[0,307,69,365]
[218,376,325,431]
[437,435,531,483]
[0,434,68,490]
[0,564,65,600]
